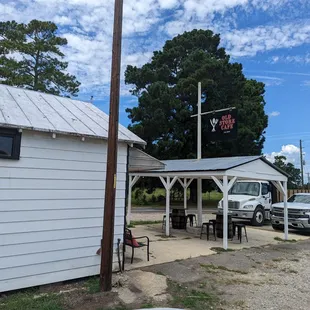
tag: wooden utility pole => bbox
[300,140,304,188]
[100,0,124,292]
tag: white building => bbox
[0,85,146,292]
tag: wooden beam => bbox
[169,176,179,190]
[212,176,223,192]
[178,177,185,188]
[227,177,237,192]
[159,176,168,190]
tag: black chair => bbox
[209,219,217,237]
[186,214,197,227]
[200,221,216,240]
[162,213,172,230]
[233,223,248,243]
[125,228,150,263]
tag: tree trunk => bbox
[33,50,40,90]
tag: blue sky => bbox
[2,0,310,177]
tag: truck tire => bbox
[272,224,284,231]
[251,206,265,226]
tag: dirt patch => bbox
[62,290,119,310]
[116,270,169,305]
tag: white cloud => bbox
[223,22,310,57]
[269,54,310,64]
[246,70,310,78]
[2,0,310,98]
[248,75,284,86]
[269,111,280,117]
[301,80,310,86]
[265,144,302,164]
[158,0,179,10]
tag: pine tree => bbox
[0,20,80,97]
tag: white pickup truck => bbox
[217,180,272,226]
[271,193,310,231]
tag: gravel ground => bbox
[144,239,310,310]
[131,212,164,222]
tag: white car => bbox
[271,193,310,231]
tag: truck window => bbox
[262,183,269,195]
[288,195,310,204]
[229,182,260,196]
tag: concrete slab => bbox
[124,224,309,271]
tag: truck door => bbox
[261,183,272,210]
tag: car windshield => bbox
[229,182,260,196]
[288,195,310,204]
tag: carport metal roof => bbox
[130,156,289,182]
[127,155,290,250]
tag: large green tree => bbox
[273,155,301,189]
[125,29,268,160]
[0,20,80,97]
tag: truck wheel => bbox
[251,206,265,226]
[272,224,284,231]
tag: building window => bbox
[0,128,22,160]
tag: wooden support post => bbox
[100,0,124,292]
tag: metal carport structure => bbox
[127,155,289,250]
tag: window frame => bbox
[0,128,22,160]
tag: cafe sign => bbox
[206,108,238,141]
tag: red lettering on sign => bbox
[219,114,235,131]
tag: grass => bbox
[132,188,222,208]
[210,247,235,254]
[168,281,218,310]
[290,258,300,262]
[139,303,155,308]
[274,237,297,243]
[222,278,252,285]
[98,306,128,310]
[272,258,284,262]
[130,220,162,226]
[85,276,100,294]
[201,264,248,275]
[281,268,298,274]
[0,292,63,310]
[234,300,246,307]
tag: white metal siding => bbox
[0,131,127,292]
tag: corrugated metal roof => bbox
[0,85,145,145]
[160,156,262,172]
[149,156,289,177]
